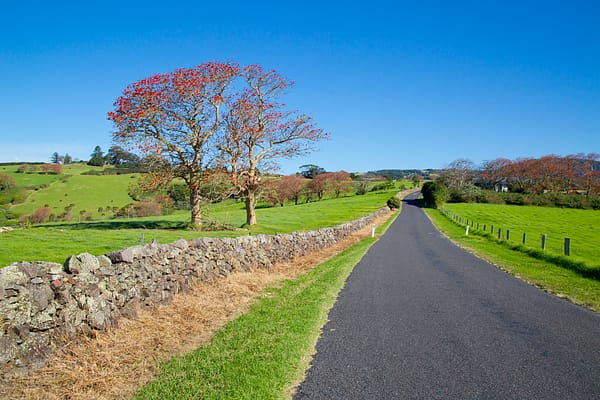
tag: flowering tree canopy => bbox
[108,62,240,227]
[218,64,329,225]
[108,61,328,227]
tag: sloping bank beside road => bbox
[0,191,416,382]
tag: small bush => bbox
[448,183,482,203]
[0,174,16,191]
[370,181,395,192]
[30,207,52,224]
[355,182,369,196]
[169,183,191,209]
[134,202,162,217]
[386,196,401,209]
[421,181,449,208]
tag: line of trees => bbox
[263,171,352,206]
[87,145,142,168]
[108,61,329,228]
[426,154,600,209]
[51,152,72,164]
[479,154,600,195]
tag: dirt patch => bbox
[0,211,393,400]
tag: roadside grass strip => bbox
[426,208,600,313]
[133,238,376,400]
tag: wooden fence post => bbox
[541,234,547,250]
[522,232,527,244]
[564,238,571,256]
[498,228,502,239]
[506,229,510,240]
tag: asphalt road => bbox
[294,193,600,399]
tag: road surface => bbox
[294,194,600,399]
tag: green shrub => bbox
[354,181,369,196]
[0,174,16,191]
[168,183,190,209]
[370,181,395,192]
[448,183,482,203]
[386,196,401,209]
[31,207,52,224]
[421,181,449,208]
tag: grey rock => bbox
[29,284,54,312]
[64,253,100,275]
[0,336,19,367]
[106,247,134,263]
[97,255,112,269]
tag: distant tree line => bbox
[424,154,600,209]
[16,163,62,174]
[51,152,72,164]
[86,145,144,169]
[479,154,599,196]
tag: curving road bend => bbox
[294,193,600,399]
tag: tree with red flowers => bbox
[280,175,308,205]
[107,62,240,228]
[218,65,329,225]
[481,158,512,190]
[308,173,330,201]
[577,153,600,196]
[327,171,352,198]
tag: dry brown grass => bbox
[0,211,392,400]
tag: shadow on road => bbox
[402,197,423,208]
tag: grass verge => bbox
[425,208,600,313]
[133,237,376,400]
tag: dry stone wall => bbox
[0,206,389,376]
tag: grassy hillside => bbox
[0,186,404,266]
[0,167,63,188]
[1,163,138,220]
[11,173,138,219]
[442,203,600,268]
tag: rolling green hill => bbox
[11,173,139,219]
[1,163,139,221]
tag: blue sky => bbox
[1,1,599,174]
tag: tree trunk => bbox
[190,186,202,228]
[245,190,257,225]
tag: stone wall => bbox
[0,206,390,376]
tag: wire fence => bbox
[440,208,572,257]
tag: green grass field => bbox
[426,207,600,312]
[1,163,139,220]
[0,187,402,266]
[10,173,140,219]
[0,168,63,188]
[441,203,600,268]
